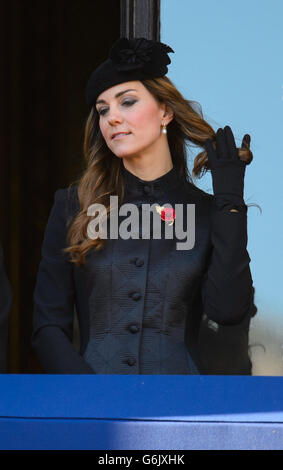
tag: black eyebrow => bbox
[96,89,137,105]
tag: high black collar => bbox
[121,161,184,198]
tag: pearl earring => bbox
[161,123,167,135]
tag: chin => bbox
[111,145,142,159]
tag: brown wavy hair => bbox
[63,75,253,266]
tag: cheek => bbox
[99,120,108,141]
[131,104,161,136]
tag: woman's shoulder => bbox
[53,184,79,219]
[183,179,214,204]
[54,184,79,202]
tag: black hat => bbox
[86,37,174,107]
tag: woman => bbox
[32,37,256,374]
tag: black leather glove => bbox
[204,125,251,200]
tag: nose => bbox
[107,105,123,126]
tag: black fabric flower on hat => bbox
[109,37,174,75]
[86,37,175,107]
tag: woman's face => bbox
[95,80,171,159]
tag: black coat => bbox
[32,164,256,374]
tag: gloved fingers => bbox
[241,134,251,150]
[204,137,217,166]
[224,125,238,160]
[216,128,229,160]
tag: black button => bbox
[126,357,136,366]
[143,185,151,194]
[130,292,141,301]
[135,258,144,267]
[129,324,140,333]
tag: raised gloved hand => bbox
[204,126,251,200]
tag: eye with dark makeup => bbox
[97,98,138,116]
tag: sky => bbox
[161,0,283,374]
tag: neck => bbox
[121,136,173,181]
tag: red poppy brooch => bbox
[155,205,176,226]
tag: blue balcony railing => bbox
[0,375,283,450]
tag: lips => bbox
[111,132,131,140]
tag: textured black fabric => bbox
[212,194,247,214]
[32,163,255,374]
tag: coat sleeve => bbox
[31,188,94,373]
[201,195,255,326]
